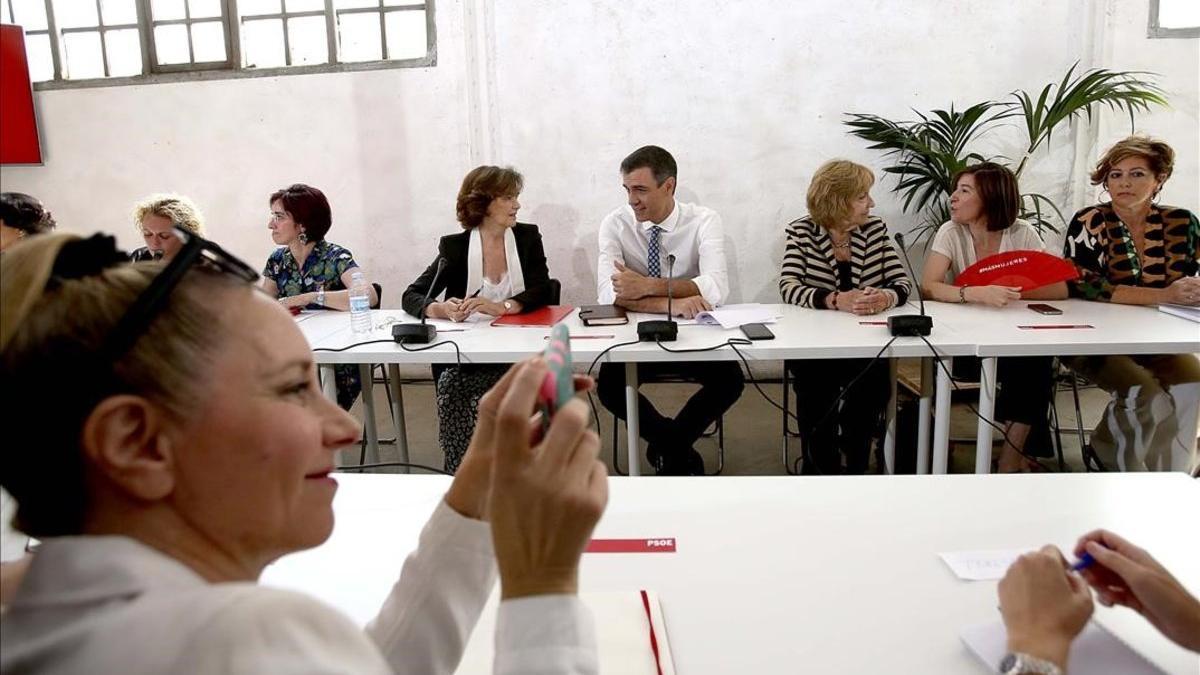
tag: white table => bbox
[299,306,974,476]
[262,473,1200,674]
[926,300,1200,474]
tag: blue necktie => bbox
[646,226,663,278]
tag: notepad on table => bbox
[490,305,575,327]
[579,304,629,326]
[455,590,676,674]
[961,619,1164,674]
[1158,303,1200,323]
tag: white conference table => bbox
[298,305,974,476]
[261,473,1200,674]
[924,300,1200,474]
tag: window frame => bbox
[1148,0,1200,39]
[10,0,436,91]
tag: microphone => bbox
[887,232,933,337]
[665,254,676,319]
[637,252,679,342]
[394,257,446,344]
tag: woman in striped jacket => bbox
[779,160,911,474]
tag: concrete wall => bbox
[2,0,1196,307]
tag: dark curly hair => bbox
[1,192,56,235]
[455,166,523,229]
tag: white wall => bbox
[2,0,1196,308]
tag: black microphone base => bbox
[888,314,933,337]
[392,323,437,344]
[637,320,678,342]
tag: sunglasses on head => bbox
[102,226,259,361]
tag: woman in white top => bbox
[920,162,1067,472]
[0,232,604,674]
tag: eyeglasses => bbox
[102,226,259,361]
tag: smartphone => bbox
[740,323,775,340]
[538,323,574,430]
[1028,303,1063,315]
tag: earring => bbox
[298,232,308,244]
[1100,187,1111,204]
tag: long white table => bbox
[262,473,1200,674]
[300,301,1200,476]
[299,305,974,476]
[924,300,1200,473]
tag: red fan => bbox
[955,250,1078,291]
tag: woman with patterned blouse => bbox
[1063,136,1200,472]
[261,183,378,409]
[779,160,911,474]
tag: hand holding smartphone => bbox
[537,323,575,430]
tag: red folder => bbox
[955,250,1078,291]
[490,304,575,327]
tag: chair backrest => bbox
[371,283,383,309]
[547,278,561,305]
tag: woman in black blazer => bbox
[403,166,553,472]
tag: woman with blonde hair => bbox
[0,231,603,673]
[1063,135,1200,472]
[128,193,205,263]
[779,159,911,474]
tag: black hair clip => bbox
[46,234,129,290]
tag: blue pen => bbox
[1070,551,1096,572]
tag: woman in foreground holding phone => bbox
[0,232,604,674]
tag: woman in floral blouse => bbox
[1062,136,1200,472]
[262,183,378,409]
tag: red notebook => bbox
[490,305,575,327]
[955,250,1078,291]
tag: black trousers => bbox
[597,361,745,457]
[788,358,890,475]
[994,356,1056,426]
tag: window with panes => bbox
[0,0,433,85]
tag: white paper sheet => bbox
[693,303,781,329]
[961,619,1165,674]
[938,549,1034,581]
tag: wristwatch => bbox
[503,300,513,314]
[999,652,1063,675]
[958,286,968,303]
[316,288,326,307]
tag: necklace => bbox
[830,231,852,250]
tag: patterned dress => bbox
[1063,204,1200,300]
[264,240,363,410]
[1062,203,1200,471]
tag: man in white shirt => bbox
[595,146,745,475]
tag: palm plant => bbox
[845,64,1167,248]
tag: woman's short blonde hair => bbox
[807,160,875,228]
[1090,135,1175,186]
[0,233,244,537]
[132,193,205,236]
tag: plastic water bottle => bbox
[349,271,372,334]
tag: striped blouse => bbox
[779,216,912,309]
